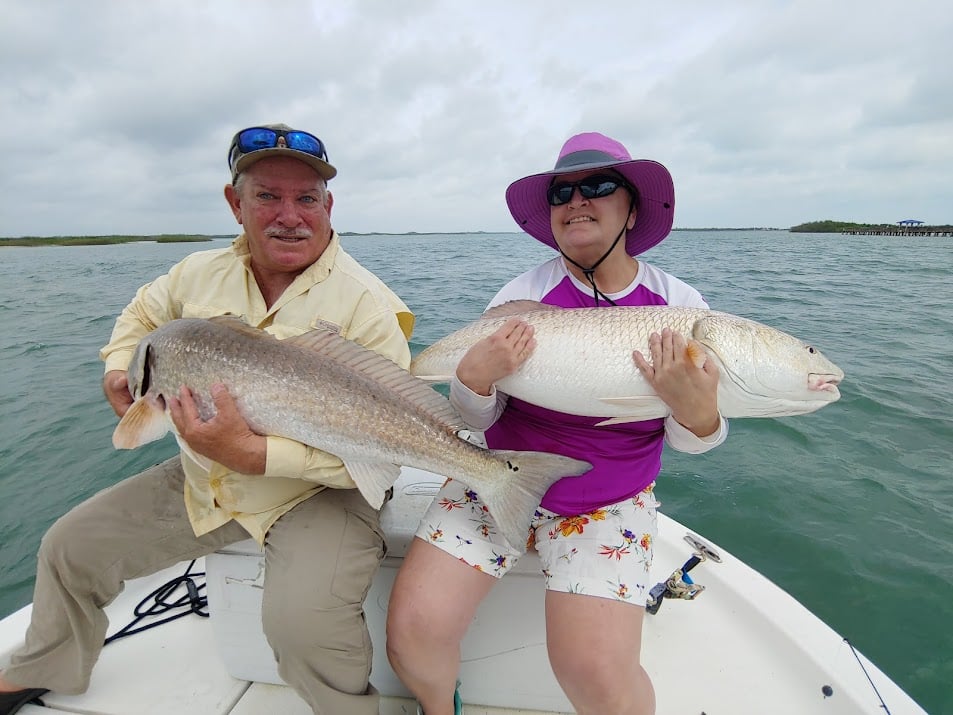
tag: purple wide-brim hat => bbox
[505,132,675,256]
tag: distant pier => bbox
[841,229,952,236]
[842,218,951,237]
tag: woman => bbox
[386,132,727,715]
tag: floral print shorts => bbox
[414,479,660,606]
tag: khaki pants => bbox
[4,457,385,714]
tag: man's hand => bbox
[103,370,134,417]
[455,317,536,396]
[633,327,721,438]
[167,384,267,474]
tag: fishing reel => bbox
[645,533,722,615]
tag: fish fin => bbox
[598,396,661,405]
[207,315,277,340]
[282,327,342,351]
[284,329,466,428]
[112,395,170,449]
[173,434,215,472]
[469,451,591,553]
[481,300,559,320]
[343,460,402,509]
[597,396,666,410]
[593,396,669,426]
[410,372,454,384]
[594,415,657,426]
[685,340,708,368]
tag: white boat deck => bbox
[0,468,929,714]
[0,561,563,715]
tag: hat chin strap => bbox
[559,218,628,307]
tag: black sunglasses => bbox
[547,174,631,206]
[228,127,328,173]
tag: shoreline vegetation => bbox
[0,234,225,247]
[791,220,953,234]
[1,230,783,246]
[1,222,949,246]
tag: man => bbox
[0,124,413,714]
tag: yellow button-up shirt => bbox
[100,233,414,544]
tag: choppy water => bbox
[0,231,950,712]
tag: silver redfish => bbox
[410,301,843,424]
[113,316,591,550]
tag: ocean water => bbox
[0,231,950,713]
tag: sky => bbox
[1,0,950,236]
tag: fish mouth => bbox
[809,373,842,397]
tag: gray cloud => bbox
[1,0,950,236]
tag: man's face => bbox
[225,155,334,277]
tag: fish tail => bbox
[473,451,591,553]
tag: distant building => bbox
[896,219,924,227]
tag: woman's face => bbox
[549,170,636,263]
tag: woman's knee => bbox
[384,588,434,665]
[387,557,493,670]
[550,647,653,713]
[551,645,606,685]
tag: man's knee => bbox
[261,537,376,652]
[262,581,367,650]
[38,509,93,575]
[262,593,373,696]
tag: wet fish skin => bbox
[410,300,844,423]
[112,316,591,551]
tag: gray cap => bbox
[228,124,337,182]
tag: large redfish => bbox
[410,301,843,425]
[112,316,591,550]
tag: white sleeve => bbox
[486,257,565,308]
[449,376,509,431]
[664,414,729,454]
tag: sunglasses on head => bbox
[547,174,631,207]
[228,127,328,171]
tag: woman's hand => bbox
[455,317,536,396]
[633,327,721,437]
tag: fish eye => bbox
[807,346,816,354]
